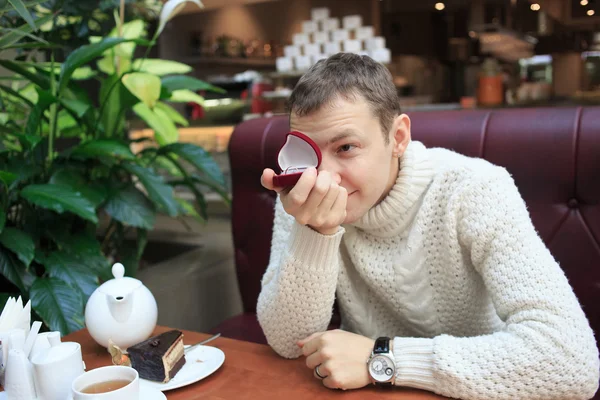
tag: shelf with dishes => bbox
[182,56,276,68]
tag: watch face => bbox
[369,355,395,383]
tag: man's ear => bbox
[391,114,411,156]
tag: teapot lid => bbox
[98,263,142,297]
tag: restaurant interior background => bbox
[2,0,600,336]
[131,0,600,333]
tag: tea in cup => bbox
[72,366,139,399]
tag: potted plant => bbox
[0,0,228,335]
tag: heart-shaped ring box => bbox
[273,131,322,188]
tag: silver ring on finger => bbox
[315,364,327,379]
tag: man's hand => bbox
[297,330,375,390]
[261,168,347,235]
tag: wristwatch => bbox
[367,337,396,386]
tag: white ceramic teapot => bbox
[85,263,158,349]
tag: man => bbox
[257,53,599,400]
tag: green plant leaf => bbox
[160,143,226,187]
[157,0,203,38]
[0,0,47,13]
[0,13,54,50]
[19,133,42,150]
[21,62,96,81]
[136,228,148,263]
[71,139,135,161]
[98,74,135,138]
[153,155,183,177]
[161,75,225,94]
[154,101,188,126]
[0,227,35,267]
[25,87,55,136]
[0,171,18,187]
[60,98,89,118]
[50,231,110,280]
[72,66,96,80]
[107,19,146,57]
[122,163,179,217]
[0,83,35,108]
[0,245,27,292]
[30,277,84,336]
[131,59,191,76]
[122,72,161,108]
[104,186,156,229]
[8,0,37,30]
[190,174,231,207]
[0,209,5,233]
[49,169,107,207]
[132,102,178,145]
[40,251,99,299]
[1,158,39,189]
[21,184,98,223]
[55,110,80,135]
[176,198,201,219]
[0,42,60,51]
[96,56,114,75]
[167,89,204,106]
[0,60,50,89]
[58,38,143,96]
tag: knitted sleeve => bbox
[256,197,344,358]
[392,169,599,400]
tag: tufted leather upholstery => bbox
[212,107,600,368]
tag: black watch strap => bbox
[373,337,390,354]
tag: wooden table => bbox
[65,326,448,400]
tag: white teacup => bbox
[72,366,139,400]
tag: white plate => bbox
[139,384,167,399]
[0,385,165,400]
[139,345,225,391]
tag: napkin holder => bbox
[273,131,322,188]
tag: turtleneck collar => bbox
[349,140,435,237]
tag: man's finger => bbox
[261,168,284,193]
[285,167,317,207]
[306,351,323,369]
[321,364,338,389]
[298,330,324,347]
[300,332,325,356]
[300,170,332,218]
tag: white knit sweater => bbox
[257,140,600,400]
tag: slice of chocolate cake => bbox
[128,330,186,383]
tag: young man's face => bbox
[290,94,410,224]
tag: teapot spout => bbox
[107,294,133,323]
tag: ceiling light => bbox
[530,3,541,11]
[435,2,445,11]
[588,9,595,16]
[581,0,588,5]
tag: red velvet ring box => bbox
[273,131,322,188]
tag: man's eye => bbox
[338,144,355,152]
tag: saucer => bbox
[140,344,225,391]
[140,383,167,399]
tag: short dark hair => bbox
[286,53,400,144]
